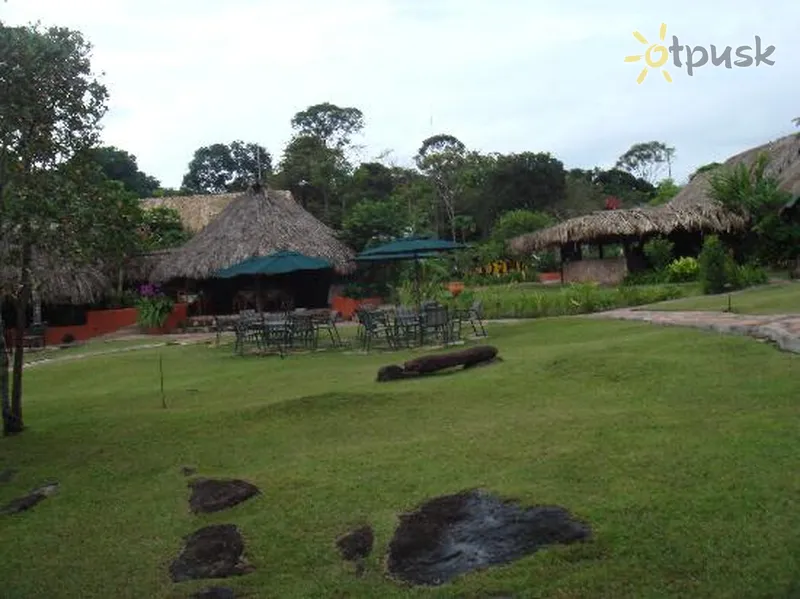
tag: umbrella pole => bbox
[256,276,262,313]
[415,257,423,346]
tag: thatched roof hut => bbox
[140,193,237,233]
[149,186,355,282]
[510,132,800,253]
[0,244,110,305]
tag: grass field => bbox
[650,281,800,314]
[1,319,799,598]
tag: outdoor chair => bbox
[288,311,316,350]
[260,311,291,355]
[393,306,420,348]
[421,305,451,346]
[356,308,396,352]
[233,312,264,355]
[309,309,342,348]
[460,300,487,337]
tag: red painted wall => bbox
[32,303,189,346]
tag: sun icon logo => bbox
[625,23,673,84]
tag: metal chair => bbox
[461,300,487,337]
[356,308,396,352]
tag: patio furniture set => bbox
[354,300,487,351]
[218,300,487,356]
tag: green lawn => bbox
[1,319,799,598]
[650,281,800,314]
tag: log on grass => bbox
[402,345,498,375]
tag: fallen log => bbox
[377,346,499,382]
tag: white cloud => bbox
[3,0,799,187]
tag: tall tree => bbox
[476,152,566,234]
[87,146,160,197]
[181,141,271,194]
[0,22,109,434]
[615,141,676,184]
[290,102,364,150]
[274,134,350,225]
[415,134,468,240]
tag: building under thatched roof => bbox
[0,244,110,305]
[510,132,800,254]
[149,186,355,283]
[141,193,237,233]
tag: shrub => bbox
[644,236,675,271]
[622,270,666,286]
[666,257,700,282]
[730,263,769,289]
[135,284,174,329]
[61,333,76,345]
[698,235,732,294]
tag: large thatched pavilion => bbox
[146,185,355,314]
[510,132,800,284]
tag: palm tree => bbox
[793,117,800,128]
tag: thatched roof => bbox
[140,193,237,232]
[123,249,175,283]
[149,186,355,282]
[510,132,800,253]
[0,244,110,305]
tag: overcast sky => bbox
[4,0,799,188]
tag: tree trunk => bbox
[1,303,11,435]
[7,240,32,435]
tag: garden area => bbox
[2,316,800,598]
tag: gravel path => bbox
[589,309,800,354]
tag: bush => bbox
[644,236,675,271]
[61,333,76,345]
[622,270,667,286]
[698,235,732,294]
[730,263,769,289]
[666,257,699,282]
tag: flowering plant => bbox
[135,284,174,329]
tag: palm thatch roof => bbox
[123,249,175,283]
[140,193,237,232]
[149,186,355,282]
[510,132,800,253]
[0,243,110,304]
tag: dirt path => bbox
[21,333,219,370]
[589,309,800,354]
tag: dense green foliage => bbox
[665,257,700,282]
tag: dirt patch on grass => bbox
[386,489,590,586]
[169,524,253,582]
[188,478,260,514]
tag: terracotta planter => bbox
[446,281,465,297]
[538,272,562,284]
[331,296,383,320]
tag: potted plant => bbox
[135,284,175,333]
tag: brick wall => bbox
[563,258,628,285]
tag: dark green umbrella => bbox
[357,237,466,257]
[215,250,332,312]
[216,250,331,278]
[354,237,468,314]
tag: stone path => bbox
[21,333,219,370]
[590,309,800,354]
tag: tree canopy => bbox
[181,141,272,194]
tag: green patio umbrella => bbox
[215,250,332,312]
[216,250,332,278]
[354,237,467,311]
